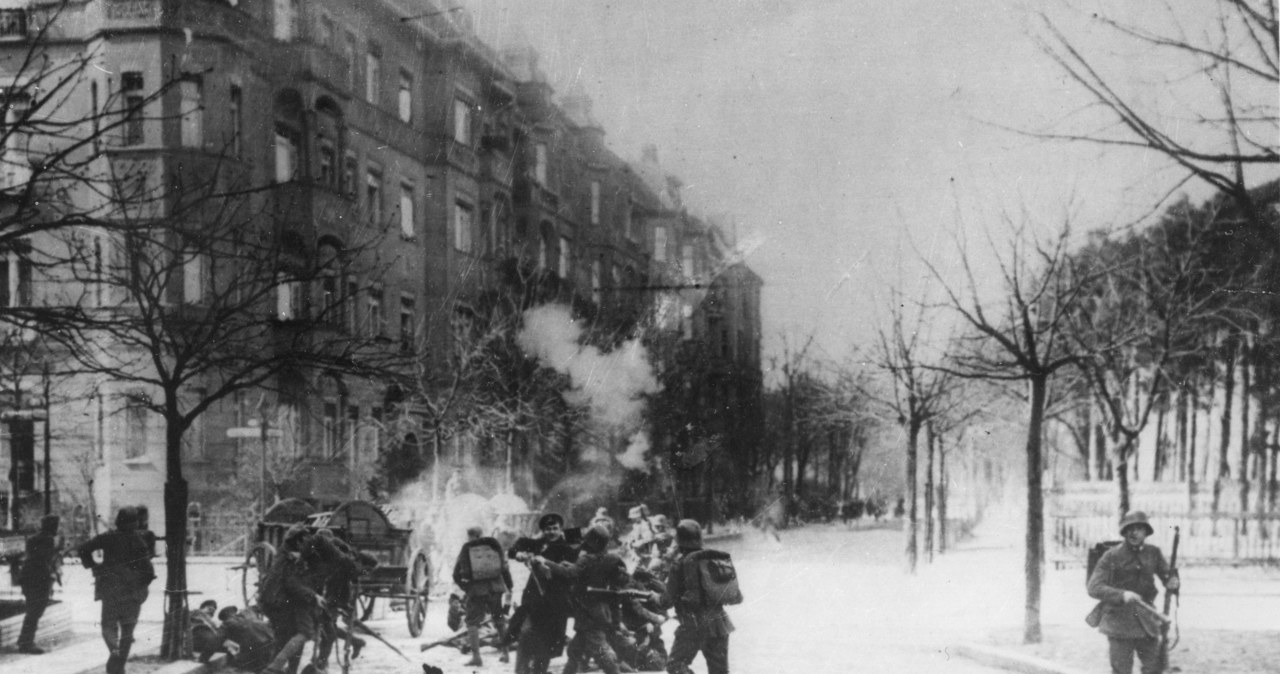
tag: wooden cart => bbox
[239,499,431,637]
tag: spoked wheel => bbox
[406,550,430,637]
[240,542,276,607]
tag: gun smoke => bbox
[517,304,661,470]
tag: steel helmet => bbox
[1119,510,1154,537]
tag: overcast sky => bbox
[457,0,1267,371]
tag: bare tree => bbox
[866,289,960,574]
[927,216,1092,643]
[1035,1,1278,234]
[44,153,409,656]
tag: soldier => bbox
[1087,511,1179,674]
[190,600,222,662]
[79,507,156,674]
[560,525,630,674]
[259,525,324,674]
[215,606,276,672]
[303,528,371,667]
[509,512,578,674]
[17,514,61,654]
[453,525,513,667]
[661,519,735,674]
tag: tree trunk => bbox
[939,435,949,555]
[1176,382,1188,483]
[1023,373,1048,644]
[905,415,921,574]
[1213,338,1236,520]
[161,416,190,660]
[1188,380,1199,513]
[925,423,936,563]
[1240,349,1252,532]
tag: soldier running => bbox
[661,519,735,674]
[560,524,631,674]
[453,525,513,667]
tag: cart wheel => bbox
[407,593,427,637]
[241,542,276,607]
[406,551,430,637]
[356,593,376,622]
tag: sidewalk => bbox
[937,515,1280,674]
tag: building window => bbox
[228,85,242,157]
[453,201,473,252]
[367,287,384,336]
[319,272,340,327]
[538,230,550,269]
[275,273,302,320]
[343,32,357,92]
[653,226,667,262]
[122,71,145,146]
[185,394,207,460]
[124,391,149,459]
[274,128,298,182]
[590,180,600,224]
[322,401,339,458]
[183,250,209,304]
[534,143,547,185]
[399,295,415,352]
[346,280,360,335]
[92,236,105,306]
[365,49,381,105]
[591,259,602,305]
[273,0,299,41]
[318,141,336,187]
[681,244,694,278]
[318,14,335,47]
[622,199,634,240]
[452,98,471,145]
[399,183,415,238]
[342,152,357,198]
[0,246,31,307]
[398,72,413,124]
[345,405,359,460]
[179,77,203,148]
[558,236,571,278]
[365,168,382,223]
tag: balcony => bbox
[276,42,351,92]
[481,152,512,188]
[103,0,163,25]
[269,181,360,244]
[446,139,479,176]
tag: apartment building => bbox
[0,0,762,536]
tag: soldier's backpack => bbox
[467,542,504,582]
[1086,540,1121,587]
[683,549,743,607]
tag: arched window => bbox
[273,90,305,183]
[319,374,346,459]
[316,238,345,328]
[314,98,344,190]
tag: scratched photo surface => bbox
[1,1,1278,673]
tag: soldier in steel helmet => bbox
[1087,510,1180,674]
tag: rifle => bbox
[587,587,656,601]
[1158,526,1180,672]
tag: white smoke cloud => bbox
[617,431,651,472]
[518,304,661,467]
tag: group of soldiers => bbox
[449,504,734,674]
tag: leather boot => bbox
[105,652,122,674]
[465,626,483,667]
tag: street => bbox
[354,523,1011,673]
[4,522,1023,674]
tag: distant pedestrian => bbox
[17,514,61,654]
[79,507,156,674]
[453,525,512,667]
[1087,511,1179,674]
